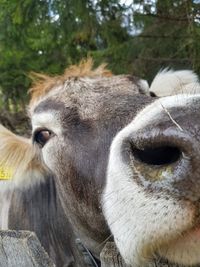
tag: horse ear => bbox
[0,124,47,191]
[149,68,200,97]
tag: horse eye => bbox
[34,129,53,147]
[150,91,157,97]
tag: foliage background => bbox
[0,0,200,113]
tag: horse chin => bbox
[157,227,200,266]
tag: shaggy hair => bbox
[149,68,200,97]
[29,58,112,106]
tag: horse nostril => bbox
[131,145,182,166]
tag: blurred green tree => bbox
[0,0,129,110]
[129,0,200,81]
[0,0,200,111]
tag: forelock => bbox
[28,58,112,108]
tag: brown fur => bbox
[0,60,152,266]
[29,58,112,106]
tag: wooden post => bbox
[100,242,200,267]
[0,230,55,267]
[100,242,127,267]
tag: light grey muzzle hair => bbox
[103,94,200,267]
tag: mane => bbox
[29,58,112,105]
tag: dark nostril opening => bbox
[131,145,181,166]
[150,91,157,97]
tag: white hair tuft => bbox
[149,68,200,97]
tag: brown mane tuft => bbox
[29,58,112,105]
